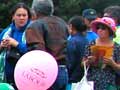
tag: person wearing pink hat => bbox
[81,17,120,90]
[91,17,116,37]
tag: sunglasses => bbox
[96,24,108,30]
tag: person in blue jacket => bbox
[82,8,98,43]
[0,2,31,90]
[66,16,88,90]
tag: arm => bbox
[0,28,10,51]
[26,28,46,51]
[81,56,96,66]
[66,40,78,73]
[4,37,27,53]
[111,61,120,71]
[103,44,120,71]
[103,57,120,71]
[81,43,96,66]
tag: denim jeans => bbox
[48,65,68,90]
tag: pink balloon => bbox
[14,50,58,90]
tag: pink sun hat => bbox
[91,17,116,36]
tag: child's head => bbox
[68,16,87,35]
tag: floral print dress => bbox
[84,41,120,90]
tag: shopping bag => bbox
[71,62,94,90]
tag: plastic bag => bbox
[71,62,94,90]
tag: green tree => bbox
[53,0,120,21]
[0,0,120,28]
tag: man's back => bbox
[26,15,69,90]
[26,16,68,61]
[28,1,69,90]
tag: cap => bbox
[82,8,97,20]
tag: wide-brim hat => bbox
[91,17,116,37]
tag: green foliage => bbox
[53,0,120,21]
[0,0,32,29]
[0,0,120,28]
[56,0,82,21]
[0,0,18,28]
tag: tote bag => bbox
[71,62,94,90]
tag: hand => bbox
[0,39,9,48]
[87,56,96,64]
[5,37,19,47]
[103,57,115,67]
[82,56,96,65]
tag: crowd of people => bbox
[0,0,120,90]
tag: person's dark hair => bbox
[10,2,31,19]
[104,5,120,25]
[68,16,87,32]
